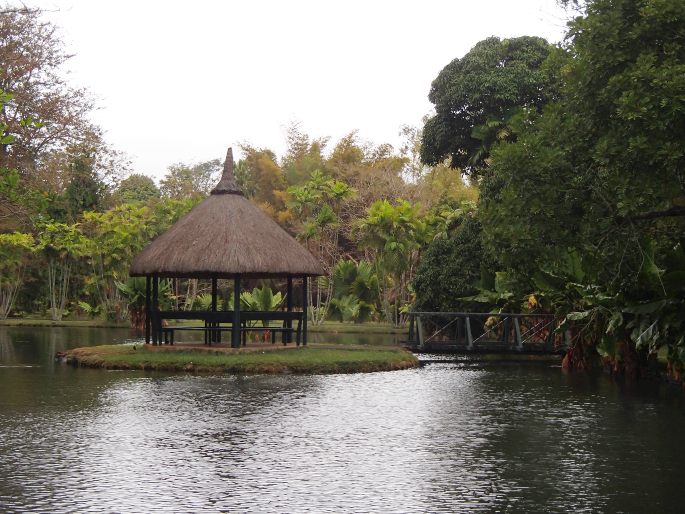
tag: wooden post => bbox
[545,317,555,352]
[466,316,473,350]
[286,275,293,344]
[417,315,425,350]
[302,276,308,346]
[211,276,218,344]
[145,275,151,344]
[232,274,241,348]
[408,313,415,346]
[152,274,159,345]
[503,316,510,347]
[515,317,523,351]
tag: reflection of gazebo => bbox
[130,148,324,347]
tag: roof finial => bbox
[211,147,243,195]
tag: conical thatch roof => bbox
[130,148,324,278]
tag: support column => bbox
[302,276,308,346]
[286,275,293,344]
[466,316,473,350]
[503,316,510,347]
[211,276,218,344]
[152,274,159,345]
[514,318,523,351]
[145,275,151,344]
[232,274,241,348]
[408,313,414,346]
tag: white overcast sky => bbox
[29,0,571,181]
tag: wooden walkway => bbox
[407,312,563,354]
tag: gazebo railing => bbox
[150,310,305,346]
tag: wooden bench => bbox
[153,311,235,345]
[240,311,304,346]
[161,325,234,345]
[153,310,304,346]
[239,325,300,346]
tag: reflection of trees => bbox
[43,374,325,511]
[0,326,136,368]
[420,366,608,511]
[0,328,126,410]
[0,327,16,363]
[411,367,511,510]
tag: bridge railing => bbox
[407,312,560,353]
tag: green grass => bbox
[64,344,419,374]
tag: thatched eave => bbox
[130,151,324,278]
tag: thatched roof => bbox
[130,148,324,278]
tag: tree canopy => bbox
[420,36,556,176]
[415,0,685,380]
[159,159,222,199]
[0,8,94,172]
[481,0,685,285]
[114,174,160,204]
[0,8,128,228]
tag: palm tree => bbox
[357,200,421,326]
[288,171,356,325]
[328,259,378,322]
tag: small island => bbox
[62,343,419,374]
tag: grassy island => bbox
[62,343,419,374]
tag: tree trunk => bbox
[0,275,21,319]
[47,259,70,321]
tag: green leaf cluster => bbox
[421,36,556,175]
[327,260,378,323]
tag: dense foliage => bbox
[0,8,475,327]
[412,216,487,313]
[420,36,556,176]
[0,8,128,229]
[417,0,685,382]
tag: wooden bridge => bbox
[407,312,563,353]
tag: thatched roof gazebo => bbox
[130,147,324,347]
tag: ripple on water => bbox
[1,359,684,513]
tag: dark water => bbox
[0,327,683,513]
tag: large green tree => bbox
[288,170,355,324]
[113,173,160,204]
[0,8,94,173]
[413,215,488,313]
[478,0,685,375]
[80,204,159,320]
[357,199,428,326]
[0,8,126,229]
[483,0,685,284]
[420,36,556,176]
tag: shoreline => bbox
[60,343,419,374]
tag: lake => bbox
[1,326,683,513]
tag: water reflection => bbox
[0,327,684,512]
